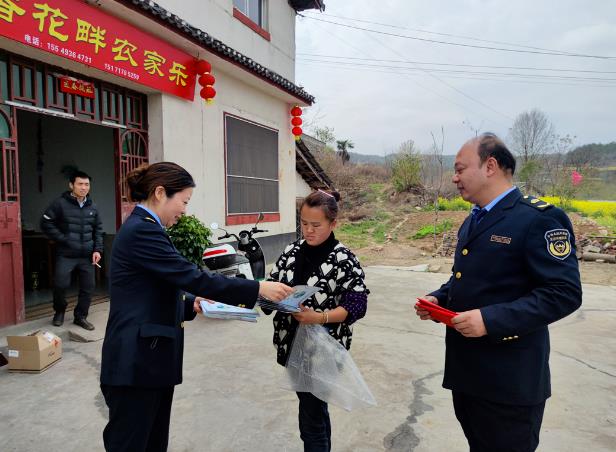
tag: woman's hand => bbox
[194,297,214,313]
[292,304,325,324]
[258,281,294,302]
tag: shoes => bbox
[73,317,95,331]
[52,311,65,327]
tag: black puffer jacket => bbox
[41,191,103,258]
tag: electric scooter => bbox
[202,213,267,280]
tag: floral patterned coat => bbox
[268,240,369,365]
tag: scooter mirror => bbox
[210,222,219,230]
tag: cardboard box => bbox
[6,331,62,373]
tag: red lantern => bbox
[291,117,303,126]
[291,106,302,116]
[195,59,212,74]
[199,73,216,87]
[200,86,216,100]
[292,126,302,137]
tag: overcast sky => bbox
[295,1,616,155]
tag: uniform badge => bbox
[545,229,572,260]
[490,235,512,244]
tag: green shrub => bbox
[167,215,212,266]
[391,152,422,192]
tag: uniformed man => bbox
[415,133,582,452]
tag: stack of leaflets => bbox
[200,300,260,323]
[257,285,321,313]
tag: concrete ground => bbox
[1,267,615,452]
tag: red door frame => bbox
[114,128,149,227]
[0,106,25,326]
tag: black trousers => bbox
[53,255,94,319]
[452,391,545,452]
[101,384,175,452]
[297,392,331,452]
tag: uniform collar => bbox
[475,185,517,213]
[136,204,163,227]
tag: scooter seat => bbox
[203,254,250,271]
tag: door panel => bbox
[0,107,24,326]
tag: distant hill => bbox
[350,151,456,168]
[348,152,389,165]
[567,142,616,167]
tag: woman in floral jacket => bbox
[268,189,369,452]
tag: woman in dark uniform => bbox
[100,162,292,452]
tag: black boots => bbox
[52,311,65,326]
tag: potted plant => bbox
[167,214,212,266]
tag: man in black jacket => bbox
[41,171,103,330]
[416,133,582,452]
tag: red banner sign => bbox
[0,0,197,100]
[59,76,95,98]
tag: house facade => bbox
[0,0,323,326]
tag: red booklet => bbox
[416,298,458,328]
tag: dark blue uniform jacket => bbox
[101,207,259,388]
[430,188,582,405]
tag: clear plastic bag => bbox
[281,324,377,411]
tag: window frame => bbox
[224,112,280,226]
[232,0,271,41]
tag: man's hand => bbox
[193,297,214,313]
[258,281,294,302]
[451,309,487,337]
[415,295,439,321]
[92,252,101,265]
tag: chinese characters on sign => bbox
[0,0,197,100]
[59,76,95,98]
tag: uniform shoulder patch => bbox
[143,216,157,223]
[545,229,572,260]
[521,195,552,210]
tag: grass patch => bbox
[412,220,453,239]
[337,213,394,248]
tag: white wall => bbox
[148,68,297,237]
[17,110,117,234]
[154,0,296,81]
[296,172,312,198]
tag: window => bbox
[233,0,264,27]
[225,114,279,219]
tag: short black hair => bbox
[70,170,91,183]
[476,133,516,175]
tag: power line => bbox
[302,12,595,58]
[298,14,616,60]
[297,58,616,83]
[301,19,508,129]
[298,60,616,88]
[297,53,616,75]
[360,32,514,121]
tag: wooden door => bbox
[0,106,24,326]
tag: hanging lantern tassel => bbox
[290,105,303,140]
